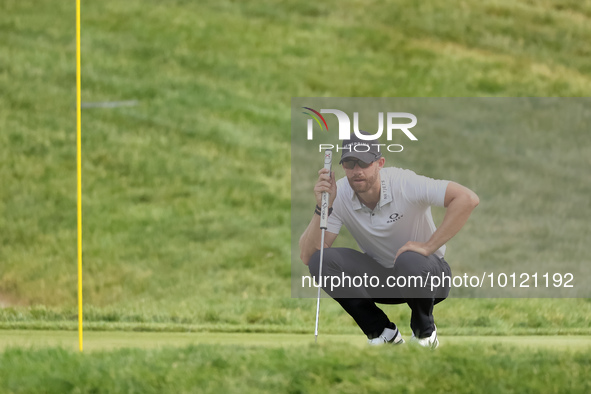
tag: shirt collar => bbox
[350,171,392,211]
[379,177,393,207]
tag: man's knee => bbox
[308,248,340,277]
[308,250,322,277]
[394,251,427,276]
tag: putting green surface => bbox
[2,330,591,352]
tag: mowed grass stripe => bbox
[1,330,591,352]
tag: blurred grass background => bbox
[1,0,591,337]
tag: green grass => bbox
[2,330,591,352]
[1,341,590,393]
[2,299,591,336]
[2,0,591,337]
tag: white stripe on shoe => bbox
[410,325,439,349]
[368,326,405,346]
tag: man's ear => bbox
[377,157,386,169]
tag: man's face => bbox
[342,157,385,194]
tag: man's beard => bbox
[347,170,379,194]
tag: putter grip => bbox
[320,150,332,230]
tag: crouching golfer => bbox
[299,133,479,348]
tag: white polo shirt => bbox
[327,167,450,268]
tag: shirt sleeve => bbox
[400,169,449,207]
[326,196,343,235]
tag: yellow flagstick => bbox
[76,0,83,352]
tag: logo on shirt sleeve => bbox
[387,213,404,224]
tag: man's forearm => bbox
[425,193,479,255]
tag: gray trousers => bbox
[308,248,451,339]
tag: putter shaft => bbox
[314,228,326,343]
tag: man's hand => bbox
[314,168,337,208]
[394,241,433,261]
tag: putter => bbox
[315,149,333,343]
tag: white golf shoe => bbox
[367,324,405,346]
[410,325,439,349]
